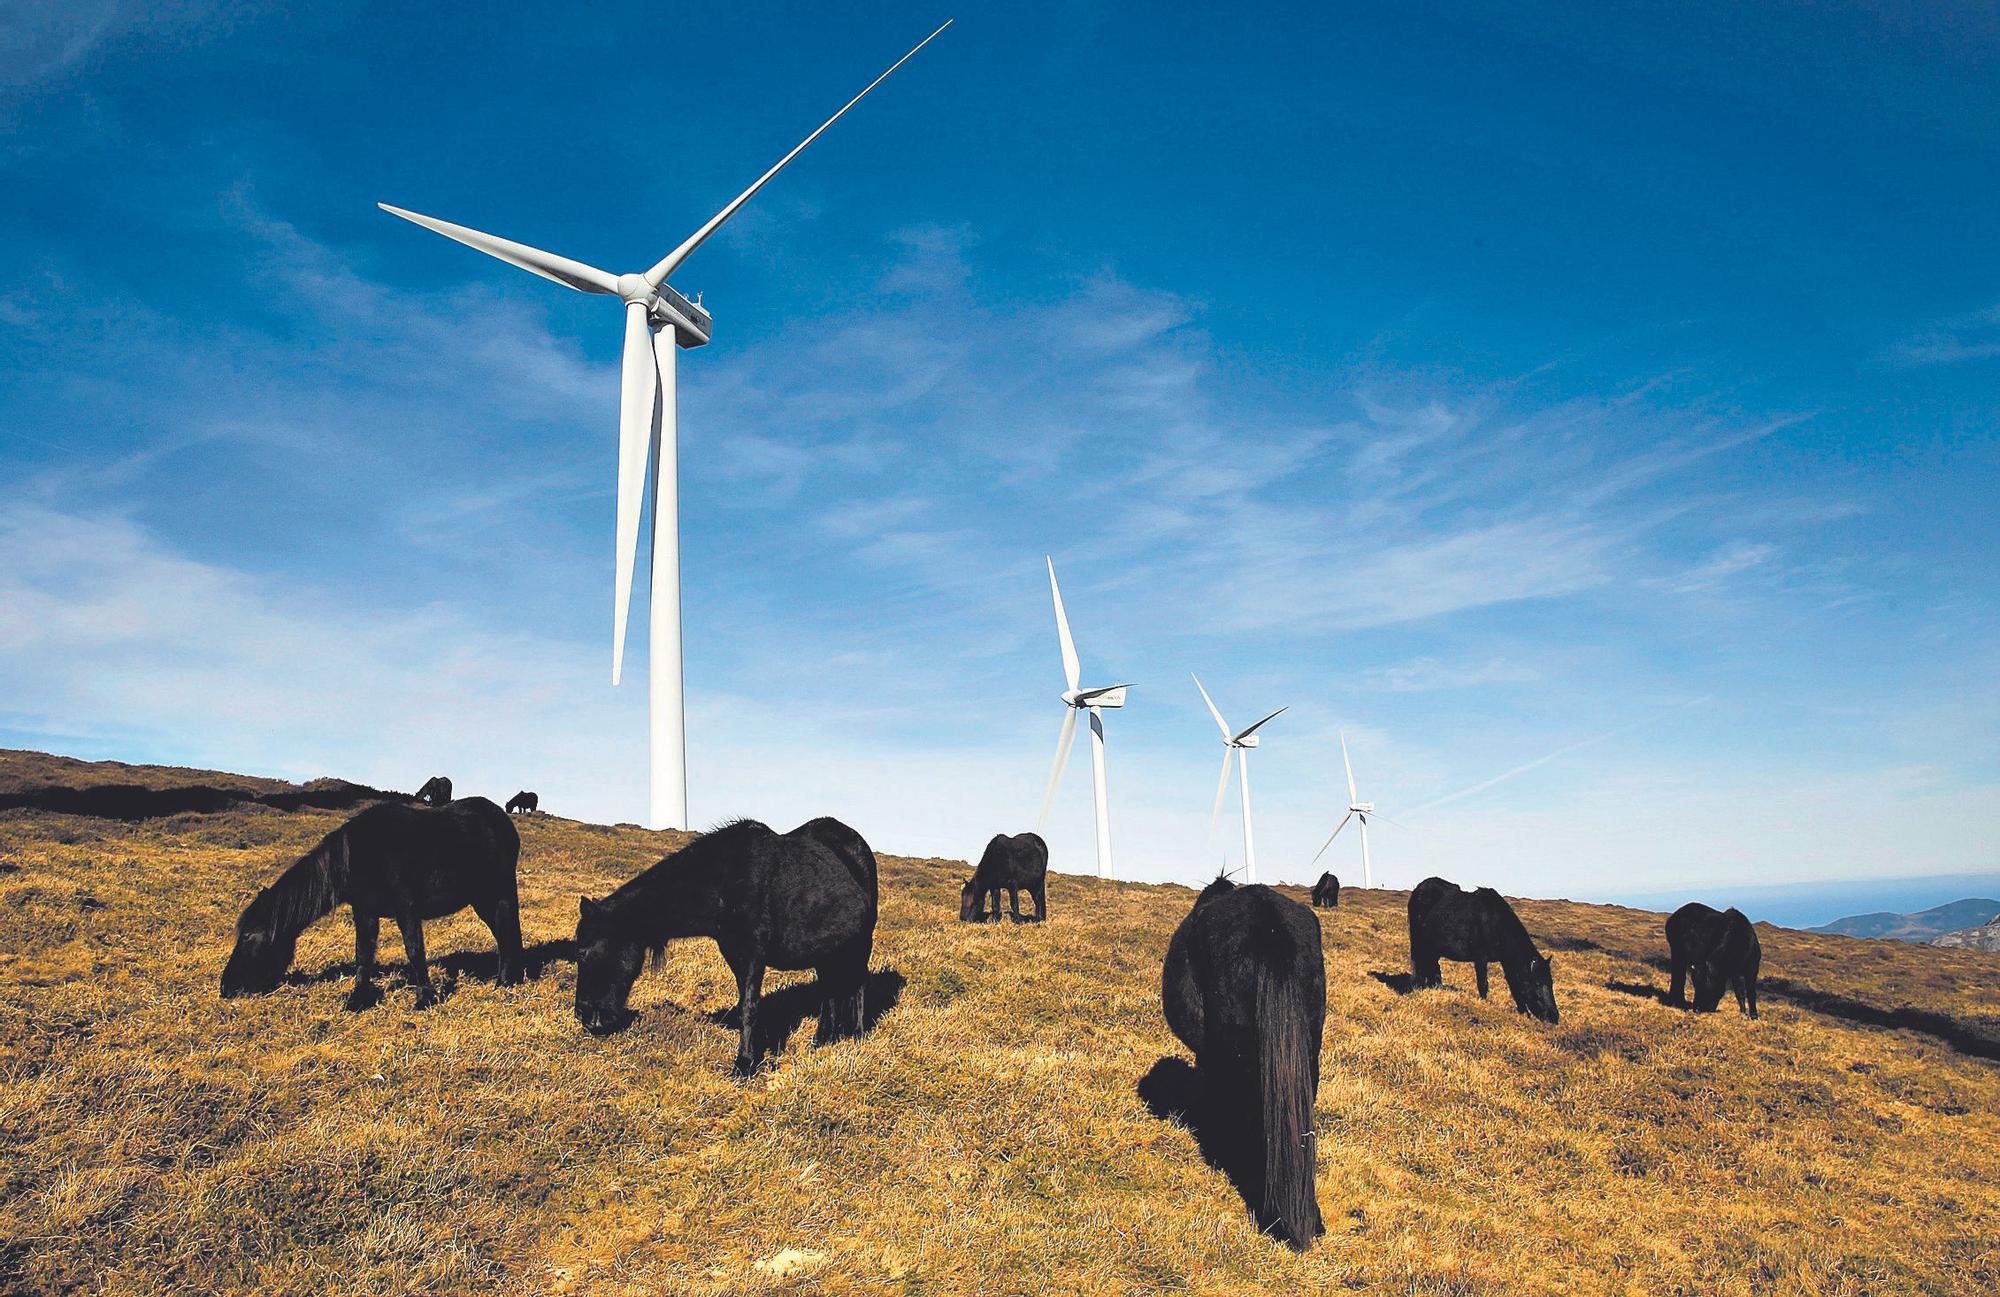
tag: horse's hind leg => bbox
[1008,887,1024,923]
[472,892,524,986]
[345,912,381,1011]
[396,912,437,1009]
[732,958,766,1078]
[1667,957,1688,1008]
[815,942,869,1046]
[1473,961,1490,999]
[1031,880,1047,922]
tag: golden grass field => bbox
[2,752,1997,1295]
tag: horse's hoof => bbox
[411,988,439,1010]
[343,985,380,1012]
[731,1056,757,1080]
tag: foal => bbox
[959,832,1048,922]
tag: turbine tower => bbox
[1192,675,1286,885]
[378,21,952,830]
[1036,559,1131,878]
[1312,731,1397,888]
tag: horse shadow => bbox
[1605,977,1674,1006]
[1368,970,1419,995]
[704,967,907,1069]
[1137,1056,1261,1221]
[284,938,578,1005]
[1758,977,2000,1062]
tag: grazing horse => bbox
[505,791,538,815]
[1666,902,1761,1017]
[574,817,877,1076]
[1162,876,1326,1250]
[1310,872,1340,909]
[959,832,1048,923]
[220,797,522,1009]
[414,775,453,807]
[1407,876,1559,1023]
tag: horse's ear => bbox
[579,895,601,920]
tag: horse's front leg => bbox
[1473,961,1490,999]
[1667,958,1688,1007]
[397,911,437,1009]
[345,911,381,1011]
[1009,887,1024,923]
[732,957,765,1078]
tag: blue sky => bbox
[3,0,1998,903]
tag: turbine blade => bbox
[643,20,952,288]
[1341,730,1359,803]
[1233,705,1288,743]
[1036,707,1079,830]
[1209,746,1235,836]
[1310,811,1355,864]
[1192,674,1232,739]
[377,204,618,295]
[611,303,658,685]
[1366,812,1411,831]
[1048,558,1081,692]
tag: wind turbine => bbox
[1192,675,1286,885]
[1035,559,1131,878]
[1311,731,1396,888]
[377,21,952,830]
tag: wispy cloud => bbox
[1880,301,2000,368]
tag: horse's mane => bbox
[242,825,349,942]
[1474,887,1541,960]
[600,819,774,969]
[1198,873,1238,902]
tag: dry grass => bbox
[2,756,1997,1295]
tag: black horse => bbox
[1161,877,1326,1250]
[1407,876,1559,1023]
[574,817,877,1076]
[505,790,538,815]
[959,832,1048,922]
[414,775,453,807]
[220,797,522,1009]
[1310,872,1340,909]
[1666,902,1761,1017]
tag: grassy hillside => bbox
[2,755,1997,1295]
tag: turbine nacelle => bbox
[1234,734,1262,748]
[1063,685,1129,709]
[1352,801,1375,814]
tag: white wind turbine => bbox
[1192,675,1286,885]
[1311,731,1398,888]
[1035,559,1131,878]
[378,21,952,830]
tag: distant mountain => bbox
[1933,918,2000,952]
[1811,899,2000,942]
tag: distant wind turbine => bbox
[377,21,953,830]
[1311,731,1400,888]
[1193,675,1286,885]
[1036,559,1131,878]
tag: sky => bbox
[3,0,1998,908]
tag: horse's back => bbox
[790,817,877,907]
[1169,883,1323,1054]
[746,829,873,968]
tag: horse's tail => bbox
[1255,944,1323,1250]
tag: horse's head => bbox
[219,893,297,998]
[958,877,981,922]
[1520,954,1560,1024]
[573,895,643,1035]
